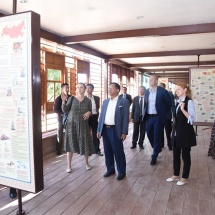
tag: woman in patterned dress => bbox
[208,121,215,159]
[62,83,95,173]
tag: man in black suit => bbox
[131,86,146,149]
[159,83,175,150]
[119,87,132,106]
[86,84,103,156]
[54,83,70,155]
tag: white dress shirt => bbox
[104,96,118,125]
[147,87,157,114]
[176,98,195,125]
[87,95,97,114]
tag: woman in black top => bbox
[167,83,196,186]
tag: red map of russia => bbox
[1,20,25,38]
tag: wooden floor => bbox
[0,125,215,215]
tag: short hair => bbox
[139,86,146,91]
[61,83,69,88]
[123,87,127,90]
[110,82,121,91]
[150,75,158,80]
[77,83,86,89]
[86,83,94,89]
[159,82,166,88]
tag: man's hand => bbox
[121,134,127,141]
[97,132,101,139]
[131,119,134,123]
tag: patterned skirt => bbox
[208,122,215,159]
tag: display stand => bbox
[0,11,44,214]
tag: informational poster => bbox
[158,77,169,88]
[0,12,43,193]
[190,67,215,124]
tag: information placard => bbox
[190,67,215,125]
[0,12,43,193]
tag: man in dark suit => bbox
[97,83,129,180]
[119,87,132,106]
[145,75,172,165]
[131,86,146,149]
[54,83,70,155]
[159,83,175,150]
[86,84,103,156]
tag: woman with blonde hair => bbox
[62,83,95,173]
[167,83,196,185]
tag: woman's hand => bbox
[180,102,185,111]
[83,112,91,120]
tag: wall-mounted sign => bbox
[0,12,43,193]
[190,67,215,125]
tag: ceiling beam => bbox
[62,23,215,43]
[130,61,215,68]
[108,49,215,59]
[67,43,108,59]
[153,73,189,76]
[40,29,62,44]
[141,68,189,72]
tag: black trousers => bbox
[173,146,191,179]
[132,116,146,147]
[56,121,64,154]
[161,119,172,148]
[88,114,100,153]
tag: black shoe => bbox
[150,159,157,165]
[130,145,136,149]
[116,173,126,180]
[139,145,144,149]
[97,151,103,156]
[57,150,62,155]
[9,188,17,199]
[103,171,115,177]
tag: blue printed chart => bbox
[190,67,215,124]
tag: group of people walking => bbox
[53,74,197,185]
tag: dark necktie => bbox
[140,97,143,116]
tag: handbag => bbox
[62,96,74,126]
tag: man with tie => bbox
[97,83,129,180]
[86,84,103,156]
[145,75,172,165]
[119,87,132,106]
[131,86,146,149]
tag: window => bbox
[47,69,61,102]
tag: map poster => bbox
[0,12,43,193]
[190,67,215,125]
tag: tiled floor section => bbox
[0,125,215,215]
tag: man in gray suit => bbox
[131,86,146,149]
[97,83,129,180]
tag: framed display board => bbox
[0,12,43,193]
[190,67,215,126]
